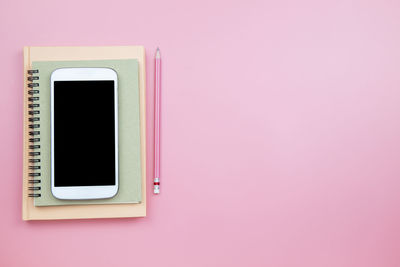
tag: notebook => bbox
[32,59,142,206]
[23,46,147,220]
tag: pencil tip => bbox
[156,47,161,58]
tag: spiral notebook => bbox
[31,59,142,207]
[23,46,147,220]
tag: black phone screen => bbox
[53,80,116,187]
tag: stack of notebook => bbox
[22,46,147,220]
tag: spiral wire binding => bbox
[27,70,41,197]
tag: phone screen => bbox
[54,80,116,187]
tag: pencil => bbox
[154,48,161,194]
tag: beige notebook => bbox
[23,46,147,220]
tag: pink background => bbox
[1,0,400,266]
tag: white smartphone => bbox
[50,68,119,200]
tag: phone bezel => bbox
[50,68,119,200]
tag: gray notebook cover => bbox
[32,59,142,206]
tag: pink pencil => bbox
[154,48,161,194]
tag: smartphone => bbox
[50,68,119,199]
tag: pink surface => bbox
[1,0,400,266]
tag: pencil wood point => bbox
[156,47,161,58]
